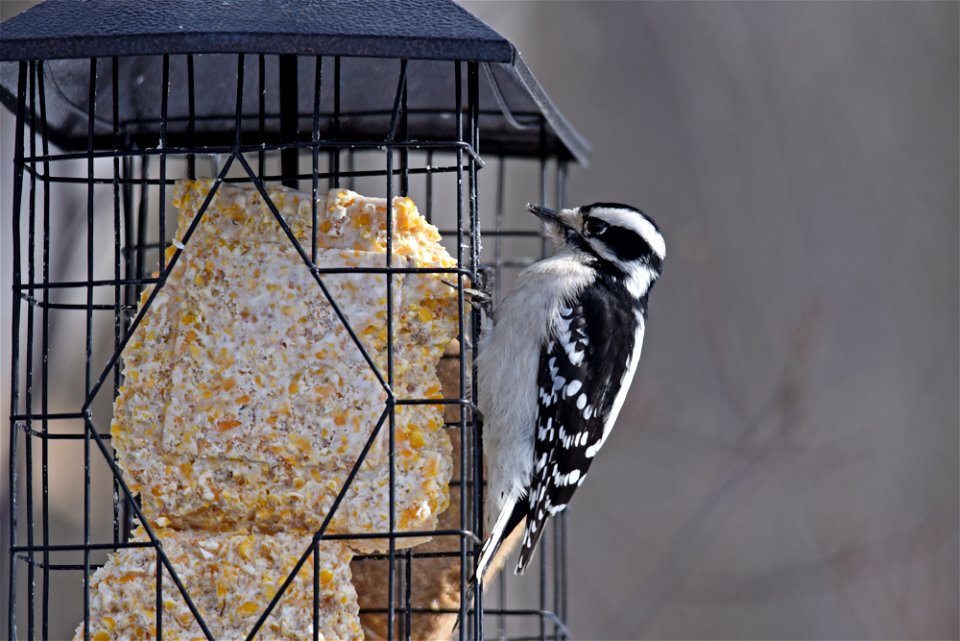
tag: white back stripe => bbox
[585,317,645,458]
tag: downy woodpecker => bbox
[474,202,665,580]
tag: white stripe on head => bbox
[590,207,666,260]
[622,263,657,299]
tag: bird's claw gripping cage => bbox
[1,2,589,640]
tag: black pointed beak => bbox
[527,204,566,228]
[527,203,584,244]
[527,204,583,244]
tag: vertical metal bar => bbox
[36,59,52,641]
[556,160,569,636]
[187,54,197,180]
[156,553,163,640]
[83,56,98,641]
[120,153,136,543]
[558,513,568,638]
[384,56,409,641]
[467,60,483,641]
[399,76,409,196]
[552,511,560,641]
[556,161,567,210]
[280,54,299,188]
[158,55,169,272]
[258,54,266,179]
[492,154,506,635]
[235,54,246,147]
[387,61,408,142]
[539,119,548,259]
[122,153,135,314]
[538,141,548,641]
[25,59,37,641]
[385,62,401,641]
[330,56,341,189]
[453,60,468,641]
[496,559,506,640]
[135,154,149,296]
[494,157,505,302]
[346,149,355,191]
[8,59,27,641]
[119,58,138,544]
[311,55,323,265]
[539,543,547,641]
[312,541,320,641]
[111,57,123,548]
[403,549,413,641]
[424,150,434,224]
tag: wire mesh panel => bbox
[6,51,572,641]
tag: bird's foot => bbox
[441,265,496,316]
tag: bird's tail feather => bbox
[514,511,547,574]
[475,501,520,584]
[473,510,513,585]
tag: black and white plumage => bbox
[474,202,665,581]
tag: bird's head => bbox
[528,202,665,298]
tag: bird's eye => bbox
[584,218,609,236]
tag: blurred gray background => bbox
[459,2,959,639]
[2,1,958,639]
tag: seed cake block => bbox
[113,181,457,544]
[73,529,362,641]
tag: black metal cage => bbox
[1,2,589,640]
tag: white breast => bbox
[476,252,594,522]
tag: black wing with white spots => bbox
[515,282,645,573]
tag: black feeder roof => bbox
[0,0,590,164]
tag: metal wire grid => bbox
[5,53,570,641]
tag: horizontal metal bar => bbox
[11,541,154,553]
[304,265,472,276]
[438,228,542,238]
[15,427,110,441]
[11,412,87,421]
[117,107,542,128]
[447,479,482,488]
[20,399,466,418]
[120,242,161,257]
[15,264,476,291]
[25,162,471,186]
[481,636,567,641]
[357,606,564,620]
[18,293,137,312]
[15,402,474,423]
[12,555,105,572]
[14,277,158,291]
[116,229,534,256]
[353,549,474,562]
[394,398,472,407]
[319,528,481,545]
[481,636,568,641]
[18,139,483,165]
